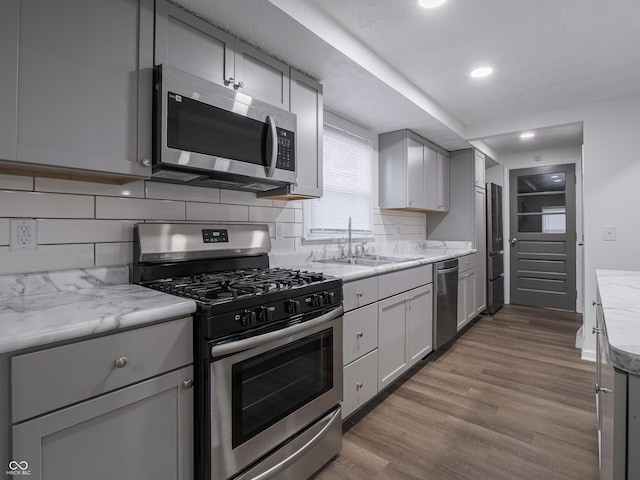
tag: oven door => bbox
[208,306,343,480]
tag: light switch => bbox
[603,225,616,241]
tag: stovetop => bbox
[145,268,330,305]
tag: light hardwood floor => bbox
[317,304,598,480]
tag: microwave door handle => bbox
[266,115,278,178]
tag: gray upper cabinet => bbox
[0,1,18,163]
[2,0,154,181]
[281,69,323,199]
[379,130,449,212]
[155,0,290,110]
[474,150,486,189]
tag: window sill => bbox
[301,235,375,246]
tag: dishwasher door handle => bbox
[437,267,459,275]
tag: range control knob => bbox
[258,306,273,323]
[323,291,335,305]
[311,294,325,308]
[286,299,301,314]
[239,310,255,326]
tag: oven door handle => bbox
[238,407,342,480]
[210,306,343,358]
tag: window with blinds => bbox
[306,123,374,238]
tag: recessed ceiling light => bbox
[520,132,535,139]
[418,0,447,8]
[470,66,493,78]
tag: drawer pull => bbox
[593,301,601,306]
[592,327,601,334]
[356,332,364,338]
[114,356,128,368]
[183,379,194,389]
[595,385,611,394]
[356,382,363,390]
[356,292,364,298]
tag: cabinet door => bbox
[155,0,234,87]
[16,0,153,178]
[457,273,466,330]
[234,40,290,110]
[436,152,450,211]
[12,366,193,480]
[474,187,487,314]
[423,147,438,210]
[378,293,408,391]
[0,1,18,161]
[465,269,477,323]
[407,284,433,365]
[288,69,323,198]
[406,136,425,209]
[474,151,486,188]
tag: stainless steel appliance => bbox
[433,259,459,349]
[152,64,297,193]
[132,223,343,480]
[486,182,505,314]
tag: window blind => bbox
[307,123,373,237]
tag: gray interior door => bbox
[509,164,576,311]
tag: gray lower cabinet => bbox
[595,291,640,480]
[1,0,154,181]
[10,317,193,480]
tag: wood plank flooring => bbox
[316,305,598,480]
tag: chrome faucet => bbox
[347,217,353,258]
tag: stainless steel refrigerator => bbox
[486,182,504,314]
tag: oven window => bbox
[167,92,269,166]
[231,328,333,448]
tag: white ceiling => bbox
[173,0,640,157]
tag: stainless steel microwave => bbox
[151,64,297,192]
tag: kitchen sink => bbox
[316,255,417,267]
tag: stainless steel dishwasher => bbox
[434,259,459,350]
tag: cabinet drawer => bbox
[343,303,378,366]
[459,253,481,273]
[378,265,431,300]
[343,276,378,311]
[342,349,378,419]
[12,317,193,423]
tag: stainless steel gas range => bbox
[132,223,343,480]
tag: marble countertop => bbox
[0,266,196,355]
[596,269,640,375]
[272,245,477,283]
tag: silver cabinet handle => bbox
[183,379,194,389]
[356,382,363,390]
[593,301,601,306]
[510,238,517,246]
[140,158,151,167]
[595,385,612,394]
[592,327,601,334]
[224,77,235,86]
[233,81,244,90]
[356,332,364,338]
[114,356,128,368]
[356,292,364,297]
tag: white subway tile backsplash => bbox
[186,202,249,222]
[95,242,133,266]
[295,209,303,223]
[0,244,94,274]
[96,197,185,220]
[145,182,220,203]
[0,191,94,218]
[38,219,136,244]
[280,223,303,238]
[35,178,145,198]
[220,189,272,207]
[0,219,9,245]
[270,237,296,252]
[0,174,33,191]
[249,206,295,223]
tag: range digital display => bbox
[202,229,229,243]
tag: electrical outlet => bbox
[10,219,38,252]
[603,225,616,242]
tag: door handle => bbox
[510,238,517,246]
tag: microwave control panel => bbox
[276,128,295,171]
